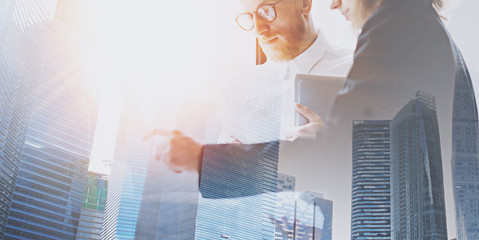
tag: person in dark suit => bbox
[327,0,455,126]
[328,1,478,239]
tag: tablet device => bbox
[295,74,346,126]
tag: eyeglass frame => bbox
[235,0,286,31]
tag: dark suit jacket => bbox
[328,0,456,125]
[199,141,279,198]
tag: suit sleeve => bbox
[199,141,279,199]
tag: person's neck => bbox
[292,30,318,60]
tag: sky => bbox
[84,0,479,239]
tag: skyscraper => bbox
[351,120,391,240]
[76,172,108,240]
[193,71,283,240]
[1,0,96,239]
[300,192,333,240]
[101,101,152,240]
[390,92,448,240]
[133,99,218,240]
[451,55,479,240]
[275,174,298,240]
[103,94,210,240]
[0,0,54,236]
[274,174,333,240]
[4,0,97,238]
[134,154,198,240]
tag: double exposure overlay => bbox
[1,0,479,240]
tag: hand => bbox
[144,129,203,173]
[282,103,325,141]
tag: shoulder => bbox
[361,2,448,44]
[311,46,354,76]
[326,45,354,60]
[356,2,453,66]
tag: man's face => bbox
[240,0,309,61]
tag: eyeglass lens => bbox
[237,14,254,31]
[258,5,275,21]
[236,5,277,31]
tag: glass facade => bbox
[101,100,151,240]
[76,172,108,240]
[1,0,95,239]
[452,54,479,240]
[134,156,198,240]
[275,172,296,240]
[4,0,97,237]
[351,120,391,240]
[103,96,205,240]
[193,68,282,239]
[0,0,52,237]
[195,143,278,239]
[391,92,448,240]
[76,209,104,240]
[274,174,333,240]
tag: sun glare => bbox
[85,0,251,174]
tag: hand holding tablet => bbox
[282,74,346,141]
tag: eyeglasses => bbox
[235,0,285,31]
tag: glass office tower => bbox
[275,174,298,240]
[194,70,282,239]
[390,92,448,240]
[1,0,95,239]
[351,120,391,240]
[4,0,97,238]
[451,56,479,240]
[76,172,108,240]
[133,99,217,240]
[274,174,333,240]
[101,98,152,240]
[134,156,198,240]
[104,85,213,240]
[0,0,53,237]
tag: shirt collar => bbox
[264,30,329,79]
[290,30,329,74]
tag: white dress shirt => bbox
[216,30,353,144]
[261,31,353,136]
[261,30,353,79]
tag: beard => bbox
[262,43,300,62]
[259,25,308,62]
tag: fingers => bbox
[149,129,203,173]
[295,103,324,124]
[281,127,299,142]
[296,122,323,136]
[282,121,324,141]
[285,135,298,142]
